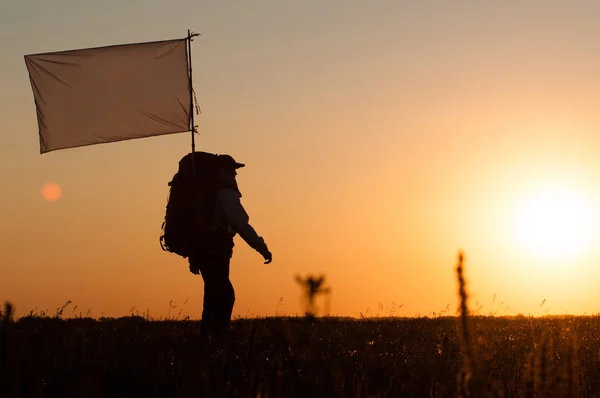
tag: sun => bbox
[512,185,598,261]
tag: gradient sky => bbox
[4,1,600,319]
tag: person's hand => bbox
[262,250,272,264]
[189,263,200,275]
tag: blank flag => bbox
[25,38,191,154]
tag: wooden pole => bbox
[188,29,196,154]
[187,29,197,174]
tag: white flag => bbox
[25,38,191,154]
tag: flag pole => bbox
[187,29,199,175]
[187,29,196,155]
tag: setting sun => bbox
[512,185,598,261]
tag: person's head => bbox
[217,154,245,176]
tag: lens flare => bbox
[41,182,62,201]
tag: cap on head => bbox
[217,154,245,170]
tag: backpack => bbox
[159,151,227,259]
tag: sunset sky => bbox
[4,1,600,319]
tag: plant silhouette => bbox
[294,274,331,318]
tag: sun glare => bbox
[512,185,598,261]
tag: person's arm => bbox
[218,189,272,262]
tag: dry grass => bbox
[0,253,598,397]
[454,251,585,398]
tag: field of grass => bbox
[2,310,600,397]
[1,254,597,397]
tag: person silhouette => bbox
[188,154,272,344]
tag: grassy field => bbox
[1,310,599,397]
[1,254,596,397]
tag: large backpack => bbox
[159,151,227,259]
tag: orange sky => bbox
[3,1,600,318]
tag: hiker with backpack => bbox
[160,152,272,343]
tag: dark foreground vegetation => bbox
[0,254,593,397]
[1,309,600,397]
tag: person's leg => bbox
[189,255,215,343]
[191,253,235,342]
[203,255,234,340]
[213,257,235,335]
